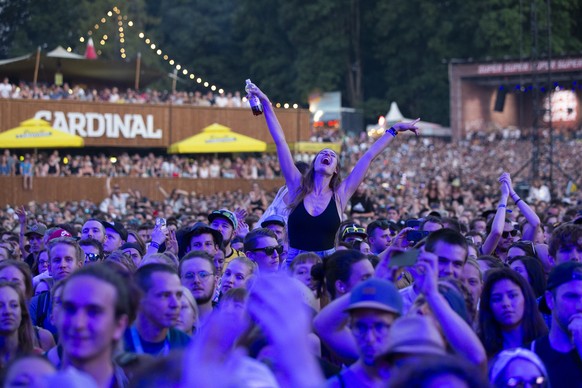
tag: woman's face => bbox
[490,279,525,329]
[220,261,252,294]
[315,149,338,174]
[358,242,371,254]
[510,260,530,284]
[0,267,26,298]
[0,286,21,334]
[292,262,316,292]
[175,296,196,335]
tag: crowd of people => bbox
[0,150,284,181]
[0,77,248,108]
[0,82,579,387]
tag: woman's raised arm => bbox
[247,83,302,193]
[337,119,420,208]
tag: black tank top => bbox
[288,195,340,251]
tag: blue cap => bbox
[261,215,286,228]
[345,278,402,315]
[208,209,238,230]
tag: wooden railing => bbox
[0,177,285,207]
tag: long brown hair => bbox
[477,269,547,358]
[288,150,343,211]
[0,282,36,356]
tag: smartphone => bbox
[155,217,167,230]
[390,249,420,268]
[406,230,429,244]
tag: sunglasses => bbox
[342,226,366,238]
[502,230,519,238]
[84,253,101,262]
[252,245,284,256]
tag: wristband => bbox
[150,241,160,250]
[498,204,506,209]
[386,127,398,137]
[515,199,522,205]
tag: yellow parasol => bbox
[168,123,267,153]
[0,118,84,148]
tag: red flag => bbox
[85,37,97,60]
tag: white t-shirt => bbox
[0,82,12,98]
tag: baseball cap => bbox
[25,224,47,237]
[345,278,402,315]
[120,242,145,256]
[101,221,128,241]
[47,228,73,242]
[208,209,238,230]
[261,215,286,228]
[341,224,368,240]
[386,316,446,356]
[547,261,582,290]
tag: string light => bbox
[74,6,302,108]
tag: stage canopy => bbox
[168,123,267,154]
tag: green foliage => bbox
[2,0,582,127]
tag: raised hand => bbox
[393,118,421,136]
[15,206,27,225]
[247,274,324,386]
[375,246,405,282]
[499,173,510,197]
[245,82,269,103]
[150,224,167,246]
[391,226,414,249]
[165,229,178,255]
[181,308,248,387]
[414,249,439,297]
[499,172,514,195]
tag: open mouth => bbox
[322,157,331,165]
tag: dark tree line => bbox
[1,0,581,125]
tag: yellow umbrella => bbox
[168,123,267,153]
[0,118,84,148]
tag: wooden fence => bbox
[0,177,285,207]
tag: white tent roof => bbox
[46,46,84,59]
[385,101,405,122]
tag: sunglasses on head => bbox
[502,230,519,238]
[342,226,366,238]
[252,245,284,255]
[85,253,101,262]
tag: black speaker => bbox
[494,87,507,112]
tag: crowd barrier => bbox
[0,177,285,207]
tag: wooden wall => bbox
[0,99,311,147]
[0,177,285,207]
